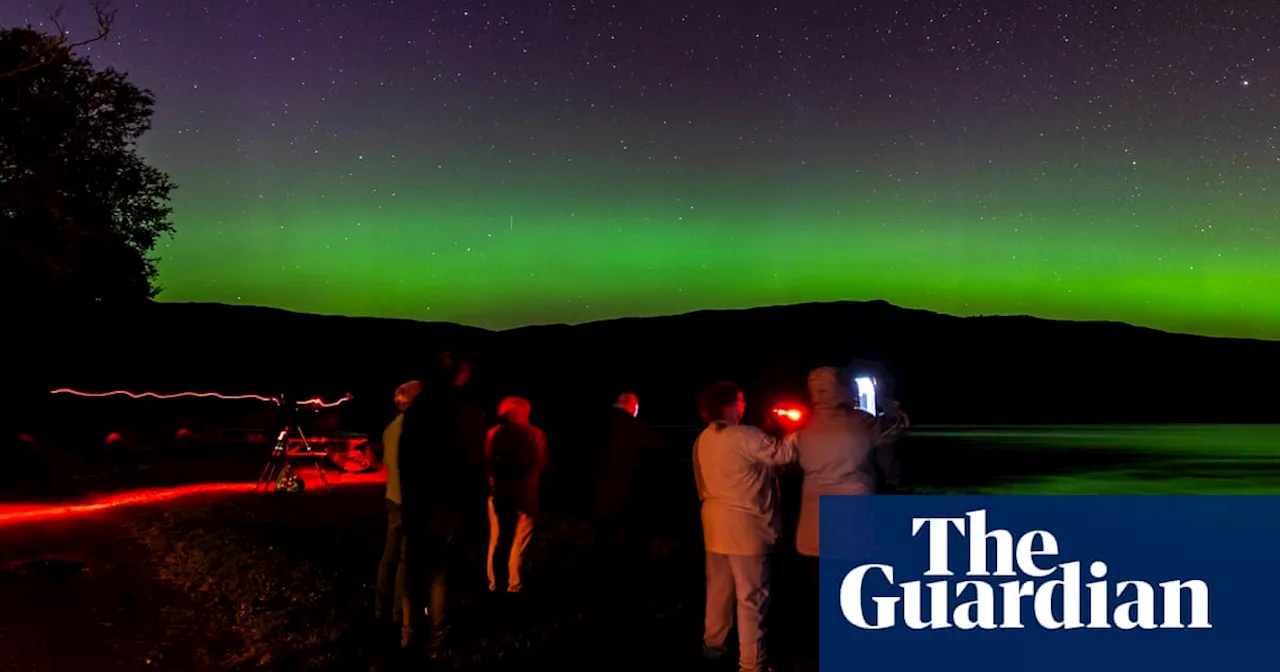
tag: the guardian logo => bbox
[841,509,1212,631]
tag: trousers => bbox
[374,499,407,621]
[704,551,772,672]
[486,496,536,592]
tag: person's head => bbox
[497,396,532,425]
[699,381,745,426]
[434,350,472,388]
[614,392,640,417]
[394,380,423,412]
[807,366,855,412]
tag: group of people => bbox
[371,351,664,657]
[369,352,907,672]
[693,367,906,672]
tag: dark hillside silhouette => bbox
[15,300,1280,445]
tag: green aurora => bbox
[153,158,1278,339]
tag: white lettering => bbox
[1158,580,1212,629]
[913,517,966,576]
[837,511,1214,633]
[998,580,1035,628]
[1015,530,1059,577]
[840,564,898,629]
[954,581,997,629]
[1114,581,1157,630]
[903,580,952,629]
[1032,561,1083,629]
[966,509,1016,577]
[1086,561,1110,628]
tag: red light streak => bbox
[0,482,255,526]
[296,394,354,408]
[50,388,353,407]
[0,469,386,528]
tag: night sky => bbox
[4,1,1278,338]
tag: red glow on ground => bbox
[0,469,385,528]
[49,388,354,408]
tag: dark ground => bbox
[0,479,749,672]
[6,424,1278,670]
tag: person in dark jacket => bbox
[397,351,486,654]
[484,396,548,593]
[592,392,664,566]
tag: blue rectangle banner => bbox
[819,496,1280,670]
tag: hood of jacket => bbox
[807,367,856,421]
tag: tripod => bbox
[256,422,333,493]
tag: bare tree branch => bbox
[0,0,116,79]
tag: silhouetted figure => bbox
[693,382,797,672]
[592,392,664,566]
[374,380,423,646]
[781,367,908,664]
[397,352,485,655]
[484,397,547,593]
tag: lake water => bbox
[654,424,1280,496]
[900,424,1280,494]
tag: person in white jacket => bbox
[786,366,908,659]
[693,381,798,672]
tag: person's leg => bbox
[394,531,408,626]
[729,554,772,672]
[429,563,449,631]
[805,556,819,654]
[425,531,456,656]
[507,508,535,592]
[486,496,501,592]
[374,500,403,620]
[703,551,735,660]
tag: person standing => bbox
[785,367,908,665]
[375,379,423,646]
[693,381,797,672]
[592,392,664,567]
[397,351,484,655]
[484,396,547,594]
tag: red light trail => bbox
[49,388,353,407]
[0,469,386,528]
[0,482,255,526]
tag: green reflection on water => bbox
[902,425,1280,495]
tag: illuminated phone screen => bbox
[854,376,877,415]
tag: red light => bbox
[0,469,386,528]
[50,388,354,408]
[772,406,805,423]
[51,388,279,403]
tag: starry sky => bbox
[4,0,1278,339]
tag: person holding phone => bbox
[785,367,908,661]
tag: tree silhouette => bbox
[0,1,116,79]
[1,4,175,312]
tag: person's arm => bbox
[738,425,799,467]
[484,426,498,459]
[692,433,709,502]
[534,429,548,475]
[861,402,909,447]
